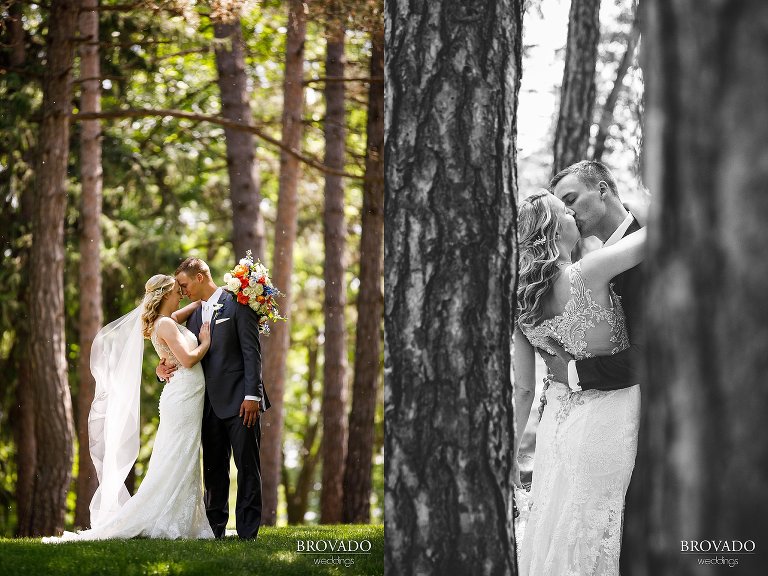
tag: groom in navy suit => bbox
[544,160,647,575]
[159,257,270,539]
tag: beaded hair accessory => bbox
[145,281,173,294]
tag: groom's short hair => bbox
[176,257,212,279]
[550,160,619,196]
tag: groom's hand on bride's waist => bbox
[539,338,573,383]
[156,358,178,382]
[239,399,261,428]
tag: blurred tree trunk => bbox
[553,0,601,174]
[385,1,522,573]
[637,1,768,575]
[213,17,265,260]
[74,0,103,530]
[319,11,348,525]
[282,337,321,525]
[4,0,38,538]
[342,26,384,525]
[592,4,639,162]
[260,0,307,526]
[28,0,78,536]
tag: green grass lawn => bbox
[0,524,383,576]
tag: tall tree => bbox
[552,0,601,174]
[260,0,307,526]
[4,0,37,537]
[27,0,78,536]
[213,15,265,260]
[282,335,322,525]
[342,26,384,524]
[592,2,640,162]
[634,1,768,575]
[319,7,348,524]
[74,0,103,529]
[385,0,523,573]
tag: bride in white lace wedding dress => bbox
[512,191,645,575]
[44,274,214,542]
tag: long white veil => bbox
[87,301,146,529]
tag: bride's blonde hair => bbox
[517,190,564,329]
[141,274,176,338]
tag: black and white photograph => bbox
[386,0,767,574]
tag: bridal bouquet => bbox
[224,250,286,334]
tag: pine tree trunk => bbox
[630,0,768,574]
[592,10,639,162]
[284,338,321,525]
[213,18,265,260]
[342,27,384,525]
[74,0,103,530]
[27,0,78,536]
[553,0,601,174]
[319,17,348,524]
[6,0,38,538]
[260,0,307,526]
[385,1,523,573]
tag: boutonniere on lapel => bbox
[223,250,287,334]
[211,303,223,323]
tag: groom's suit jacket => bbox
[576,218,645,391]
[187,290,271,418]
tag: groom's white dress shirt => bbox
[567,211,635,389]
[201,288,261,404]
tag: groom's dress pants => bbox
[202,398,263,539]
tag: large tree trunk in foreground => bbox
[634,1,768,575]
[213,18,265,260]
[385,1,523,573]
[552,0,601,174]
[342,27,384,525]
[319,15,348,525]
[28,0,78,536]
[74,0,103,530]
[260,0,307,526]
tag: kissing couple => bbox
[513,160,647,575]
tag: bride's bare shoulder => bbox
[155,316,177,334]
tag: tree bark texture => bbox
[319,19,348,524]
[74,0,103,530]
[552,0,601,174]
[28,0,78,536]
[284,338,321,525]
[592,9,640,162]
[6,0,38,538]
[342,26,384,525]
[385,1,523,574]
[213,18,265,261]
[260,0,307,526]
[634,1,768,574]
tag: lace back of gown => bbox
[515,261,640,576]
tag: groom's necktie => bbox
[201,288,223,324]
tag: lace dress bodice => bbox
[520,261,630,360]
[515,261,640,575]
[151,321,196,368]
